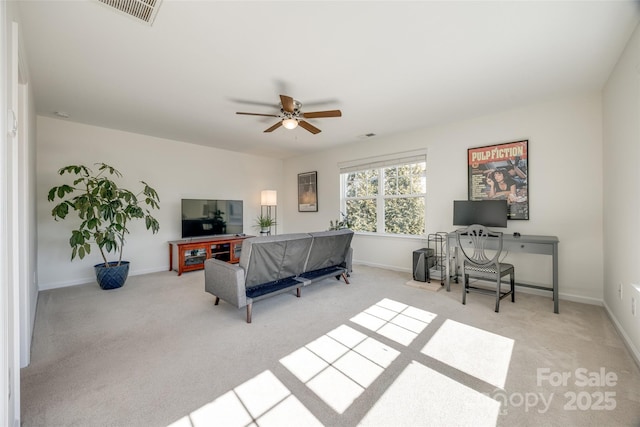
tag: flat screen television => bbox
[453,200,508,228]
[181,199,243,238]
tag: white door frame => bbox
[0,11,25,427]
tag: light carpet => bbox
[21,265,640,426]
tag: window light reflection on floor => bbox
[421,319,514,389]
[167,370,322,427]
[280,324,400,414]
[167,299,515,426]
[350,298,437,346]
[359,360,501,426]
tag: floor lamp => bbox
[260,190,277,235]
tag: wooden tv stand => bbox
[168,235,252,276]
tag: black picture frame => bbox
[467,140,529,220]
[298,171,318,212]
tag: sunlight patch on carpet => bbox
[168,299,509,426]
[256,394,323,427]
[421,319,514,389]
[234,370,290,418]
[307,366,365,414]
[280,323,400,414]
[350,298,437,345]
[168,370,322,427]
[359,360,500,426]
[187,390,251,427]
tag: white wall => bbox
[603,22,640,363]
[283,94,604,304]
[37,93,609,303]
[36,117,283,289]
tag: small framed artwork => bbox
[467,140,529,220]
[298,171,318,212]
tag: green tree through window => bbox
[341,160,426,235]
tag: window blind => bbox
[338,150,427,173]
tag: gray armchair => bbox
[455,224,515,312]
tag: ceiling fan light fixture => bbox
[282,118,298,130]
[237,94,341,134]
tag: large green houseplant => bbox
[48,163,160,289]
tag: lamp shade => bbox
[282,118,298,130]
[261,190,277,206]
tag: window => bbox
[340,153,426,236]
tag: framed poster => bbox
[298,171,318,212]
[467,140,529,220]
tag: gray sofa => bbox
[204,229,354,323]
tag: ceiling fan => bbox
[236,94,342,134]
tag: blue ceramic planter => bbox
[94,261,130,290]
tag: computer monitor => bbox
[453,200,508,228]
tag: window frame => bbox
[339,154,427,237]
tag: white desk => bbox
[446,232,560,313]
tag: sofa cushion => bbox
[245,276,301,299]
[298,265,346,282]
[304,229,354,273]
[240,233,313,289]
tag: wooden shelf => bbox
[169,235,252,275]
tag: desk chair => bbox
[455,224,515,312]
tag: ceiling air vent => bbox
[357,133,377,139]
[97,0,162,25]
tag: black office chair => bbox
[455,224,515,312]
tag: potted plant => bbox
[47,163,160,289]
[255,214,276,235]
[329,212,352,230]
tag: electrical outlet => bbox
[619,283,623,300]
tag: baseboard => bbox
[555,292,603,306]
[39,276,95,290]
[133,266,173,276]
[38,265,170,291]
[602,300,640,370]
[352,260,411,273]
[356,261,605,307]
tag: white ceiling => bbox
[17,0,640,159]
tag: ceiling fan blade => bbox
[280,95,295,113]
[264,121,283,133]
[302,110,342,119]
[298,120,322,134]
[229,97,279,108]
[236,112,280,117]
